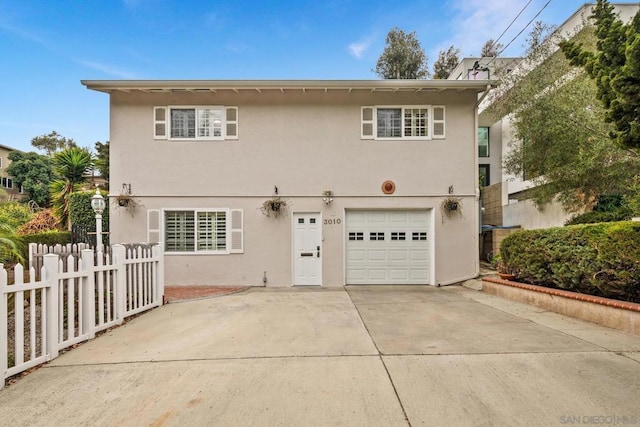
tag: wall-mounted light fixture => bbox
[322,190,333,205]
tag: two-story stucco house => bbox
[82,79,491,287]
[0,144,24,201]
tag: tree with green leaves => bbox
[433,45,460,79]
[5,151,54,207]
[0,223,24,264]
[374,28,430,79]
[94,140,109,182]
[31,130,77,156]
[485,21,640,213]
[50,147,93,229]
[481,39,503,57]
[560,0,640,151]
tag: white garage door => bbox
[346,210,430,285]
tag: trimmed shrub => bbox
[0,202,34,229]
[500,222,640,303]
[69,190,109,230]
[21,231,72,247]
[565,207,632,225]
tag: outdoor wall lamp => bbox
[91,186,106,253]
[322,190,333,205]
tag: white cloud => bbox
[446,0,534,57]
[76,59,137,79]
[348,38,373,59]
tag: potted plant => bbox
[115,184,140,215]
[494,255,517,280]
[440,196,463,220]
[260,197,289,218]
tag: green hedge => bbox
[0,202,34,229]
[500,222,640,303]
[21,231,72,247]
[69,191,109,230]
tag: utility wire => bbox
[485,0,554,68]
[485,0,535,54]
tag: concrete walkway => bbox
[1,285,639,426]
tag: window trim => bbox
[478,127,490,158]
[362,105,445,141]
[154,105,238,141]
[479,164,491,187]
[163,208,231,255]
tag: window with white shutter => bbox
[226,107,238,139]
[230,209,243,253]
[160,208,241,254]
[153,107,167,139]
[147,210,161,244]
[361,105,445,141]
[433,106,445,139]
[154,106,238,141]
[361,107,374,139]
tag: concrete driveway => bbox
[1,285,639,426]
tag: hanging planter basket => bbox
[260,197,289,218]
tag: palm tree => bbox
[50,147,93,230]
[0,223,24,265]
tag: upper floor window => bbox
[154,106,238,141]
[1,177,13,189]
[478,127,489,157]
[361,105,445,140]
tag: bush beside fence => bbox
[1,243,164,389]
[500,222,640,303]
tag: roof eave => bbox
[81,79,496,94]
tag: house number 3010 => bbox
[324,219,342,225]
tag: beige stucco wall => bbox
[108,88,480,286]
[503,198,573,229]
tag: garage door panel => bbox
[346,210,430,285]
[410,270,428,280]
[346,249,366,261]
[367,250,388,261]
[389,269,409,280]
[389,249,409,261]
[410,250,429,261]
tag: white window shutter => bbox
[361,106,374,139]
[433,106,445,139]
[154,107,167,139]
[226,107,238,140]
[147,209,161,244]
[230,209,243,253]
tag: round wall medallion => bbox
[382,180,396,194]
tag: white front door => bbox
[293,213,322,286]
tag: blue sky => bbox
[0,0,631,153]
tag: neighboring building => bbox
[449,57,520,189]
[472,3,639,230]
[0,144,24,201]
[83,79,491,287]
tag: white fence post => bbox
[0,265,7,389]
[81,250,96,340]
[112,244,126,322]
[28,242,37,270]
[43,254,60,360]
[154,244,165,306]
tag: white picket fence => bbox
[0,244,164,389]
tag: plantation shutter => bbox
[154,107,167,139]
[226,107,238,140]
[432,106,445,139]
[230,209,243,253]
[147,209,161,244]
[361,106,374,139]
